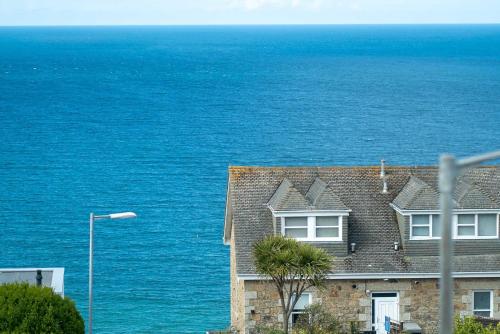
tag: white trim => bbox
[473,290,493,318]
[238,271,500,281]
[390,203,500,215]
[273,210,351,217]
[281,215,343,242]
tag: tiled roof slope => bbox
[393,175,499,210]
[227,166,500,276]
[305,178,349,211]
[267,178,310,211]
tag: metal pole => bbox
[89,213,94,334]
[439,154,456,334]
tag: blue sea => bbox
[0,25,499,333]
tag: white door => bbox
[373,295,399,334]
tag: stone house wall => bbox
[233,278,500,334]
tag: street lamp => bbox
[89,211,137,334]
[439,150,500,334]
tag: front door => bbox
[372,293,399,334]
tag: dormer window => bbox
[282,215,342,241]
[409,213,499,240]
[455,214,498,239]
[410,214,441,239]
[283,217,308,238]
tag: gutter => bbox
[238,271,500,281]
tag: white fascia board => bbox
[390,203,500,215]
[238,272,500,281]
[51,268,65,297]
[223,179,232,245]
[272,210,351,217]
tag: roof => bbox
[0,268,65,296]
[392,175,499,211]
[224,165,500,276]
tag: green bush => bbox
[0,283,84,334]
[454,316,500,334]
[293,303,342,334]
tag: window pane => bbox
[458,226,475,236]
[285,217,307,227]
[474,311,491,317]
[412,226,429,237]
[294,293,310,310]
[412,215,430,226]
[432,214,441,237]
[474,292,491,310]
[478,214,497,236]
[285,228,307,238]
[316,227,339,238]
[457,214,474,225]
[316,216,339,227]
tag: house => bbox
[223,165,500,334]
[0,268,65,296]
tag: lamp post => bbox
[439,151,500,334]
[89,211,136,334]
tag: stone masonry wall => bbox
[230,227,245,332]
[233,278,500,334]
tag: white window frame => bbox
[281,215,343,242]
[290,292,312,327]
[454,214,499,240]
[410,214,441,240]
[408,212,499,241]
[473,290,493,318]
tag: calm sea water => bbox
[0,25,499,333]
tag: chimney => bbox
[380,159,386,178]
[381,159,388,193]
[36,270,42,287]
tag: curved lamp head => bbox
[108,212,137,219]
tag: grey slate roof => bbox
[226,166,500,276]
[305,178,349,211]
[267,178,310,211]
[392,175,500,211]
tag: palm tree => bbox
[253,235,332,334]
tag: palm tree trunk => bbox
[283,309,289,334]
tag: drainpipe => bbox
[36,270,43,287]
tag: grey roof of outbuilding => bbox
[226,165,500,276]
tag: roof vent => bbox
[382,178,388,194]
[380,159,386,178]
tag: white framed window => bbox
[410,214,441,239]
[315,216,340,239]
[473,290,493,318]
[454,214,499,239]
[409,213,499,240]
[281,216,342,241]
[290,293,311,326]
[283,217,308,239]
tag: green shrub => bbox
[0,283,84,334]
[293,303,342,334]
[454,316,500,334]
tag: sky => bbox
[1,0,500,26]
